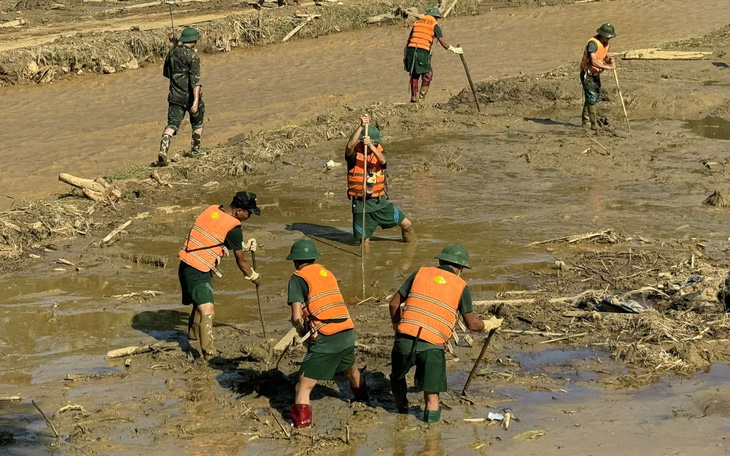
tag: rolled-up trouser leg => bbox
[410,76,420,102]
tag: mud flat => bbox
[2,15,730,456]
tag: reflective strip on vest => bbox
[178,205,241,276]
[347,144,386,198]
[408,15,437,51]
[294,264,354,335]
[398,266,466,345]
[580,37,609,76]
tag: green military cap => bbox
[286,239,322,261]
[435,244,471,269]
[358,126,382,146]
[179,27,200,43]
[596,23,616,38]
[426,6,441,17]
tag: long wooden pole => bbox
[361,124,368,298]
[250,250,267,338]
[457,44,480,112]
[613,69,630,133]
[461,305,502,396]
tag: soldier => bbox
[580,23,617,130]
[158,27,205,166]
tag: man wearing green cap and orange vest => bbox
[388,244,503,423]
[404,7,463,103]
[345,114,416,247]
[178,191,261,358]
[158,27,205,166]
[580,23,617,130]
[285,239,368,428]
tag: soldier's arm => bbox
[190,54,202,104]
[370,146,387,165]
[346,115,370,156]
[590,51,615,70]
[233,249,254,277]
[389,291,406,324]
[462,312,485,332]
[291,302,307,335]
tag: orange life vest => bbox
[295,264,355,336]
[347,143,386,199]
[580,37,609,76]
[407,15,438,51]
[398,266,467,346]
[178,205,241,277]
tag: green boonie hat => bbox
[426,6,441,17]
[179,27,200,43]
[435,244,471,269]
[286,239,322,261]
[358,126,382,146]
[596,23,616,38]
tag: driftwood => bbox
[32,400,59,438]
[53,404,88,417]
[0,19,27,28]
[105,341,177,358]
[59,173,121,202]
[103,0,209,13]
[539,332,588,344]
[529,229,622,246]
[65,372,130,381]
[101,220,132,245]
[623,49,712,60]
[0,395,21,401]
[501,329,565,337]
[473,290,600,307]
[442,0,458,17]
[273,328,298,352]
[282,14,320,42]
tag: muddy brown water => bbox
[2,0,730,199]
[3,115,730,452]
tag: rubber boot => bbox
[393,393,408,414]
[581,103,591,129]
[189,132,205,158]
[350,376,369,403]
[418,86,429,102]
[401,225,417,243]
[290,404,313,428]
[199,313,217,359]
[187,309,200,341]
[587,104,599,131]
[410,78,420,103]
[158,134,171,166]
[423,409,441,423]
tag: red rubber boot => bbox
[290,404,312,429]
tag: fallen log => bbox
[442,0,458,17]
[529,229,621,246]
[59,173,107,193]
[501,329,565,337]
[0,395,21,401]
[539,332,588,344]
[273,328,298,353]
[65,372,130,381]
[105,341,177,358]
[473,290,601,307]
[0,19,27,28]
[623,48,712,60]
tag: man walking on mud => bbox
[388,244,503,423]
[345,114,416,247]
[580,23,617,130]
[404,6,463,103]
[178,191,261,359]
[158,27,205,166]
[285,240,368,428]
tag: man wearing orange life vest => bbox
[286,240,368,428]
[389,244,503,423]
[345,114,416,247]
[580,23,617,130]
[178,191,261,359]
[404,6,463,103]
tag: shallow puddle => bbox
[685,116,730,140]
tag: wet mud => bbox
[2,3,730,456]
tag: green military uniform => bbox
[403,25,443,76]
[178,222,242,306]
[346,150,406,240]
[287,274,356,380]
[163,44,205,132]
[390,264,474,394]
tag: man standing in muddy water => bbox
[580,23,617,130]
[178,191,261,359]
[345,114,416,247]
[158,27,205,166]
[285,240,368,428]
[388,244,503,423]
[404,6,463,103]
